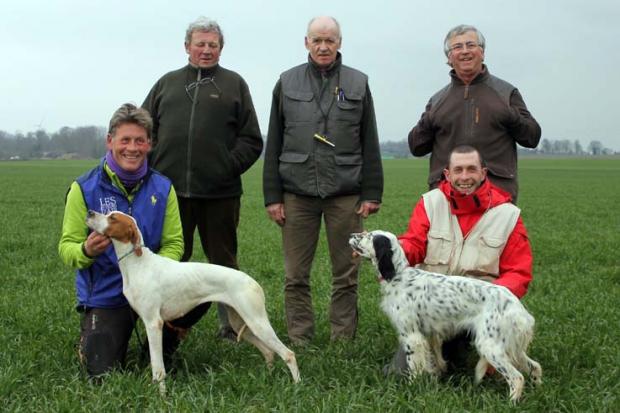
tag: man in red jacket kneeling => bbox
[385,144,533,375]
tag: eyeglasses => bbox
[449,41,480,53]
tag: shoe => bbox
[330,334,355,342]
[217,326,238,343]
[383,345,409,377]
[288,335,314,348]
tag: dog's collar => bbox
[117,245,144,262]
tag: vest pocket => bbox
[283,91,315,123]
[334,154,362,193]
[278,152,310,191]
[474,235,505,274]
[336,93,362,123]
[424,230,452,265]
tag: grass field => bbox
[0,158,618,412]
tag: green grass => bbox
[0,158,618,412]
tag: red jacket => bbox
[398,179,532,298]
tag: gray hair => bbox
[307,16,341,40]
[443,24,486,57]
[108,103,153,140]
[185,16,224,48]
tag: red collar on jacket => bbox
[439,179,512,216]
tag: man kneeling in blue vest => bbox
[59,103,207,377]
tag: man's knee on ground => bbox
[79,331,122,377]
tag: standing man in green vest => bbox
[263,16,383,345]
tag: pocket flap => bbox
[337,92,362,110]
[283,90,314,102]
[343,91,362,101]
[335,154,363,165]
[427,230,451,241]
[337,101,358,110]
[279,152,309,163]
[480,236,505,248]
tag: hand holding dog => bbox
[83,231,111,257]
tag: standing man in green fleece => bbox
[142,16,263,341]
[263,16,383,345]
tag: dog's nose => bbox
[87,210,96,217]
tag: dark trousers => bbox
[78,303,212,377]
[177,196,240,329]
[78,306,136,377]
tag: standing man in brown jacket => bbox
[409,24,541,203]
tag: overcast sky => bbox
[2,0,618,150]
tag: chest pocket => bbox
[283,90,315,123]
[335,92,363,124]
[473,235,505,274]
[424,230,453,265]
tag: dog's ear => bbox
[373,235,396,281]
[128,220,143,257]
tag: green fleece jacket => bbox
[142,63,263,199]
[58,164,183,269]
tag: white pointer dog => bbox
[86,210,300,392]
[349,230,541,402]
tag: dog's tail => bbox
[502,309,535,364]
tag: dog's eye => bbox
[109,214,117,221]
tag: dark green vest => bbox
[278,63,368,198]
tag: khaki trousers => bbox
[281,193,362,342]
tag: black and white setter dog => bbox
[349,230,542,402]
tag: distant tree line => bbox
[378,138,616,158]
[0,126,616,160]
[0,126,107,160]
[522,138,614,156]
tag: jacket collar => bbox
[439,178,511,215]
[449,64,489,86]
[186,62,220,78]
[308,52,342,78]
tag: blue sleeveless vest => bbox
[75,160,171,308]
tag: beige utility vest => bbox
[415,189,520,281]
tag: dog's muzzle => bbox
[349,232,367,257]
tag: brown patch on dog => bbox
[105,213,143,256]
